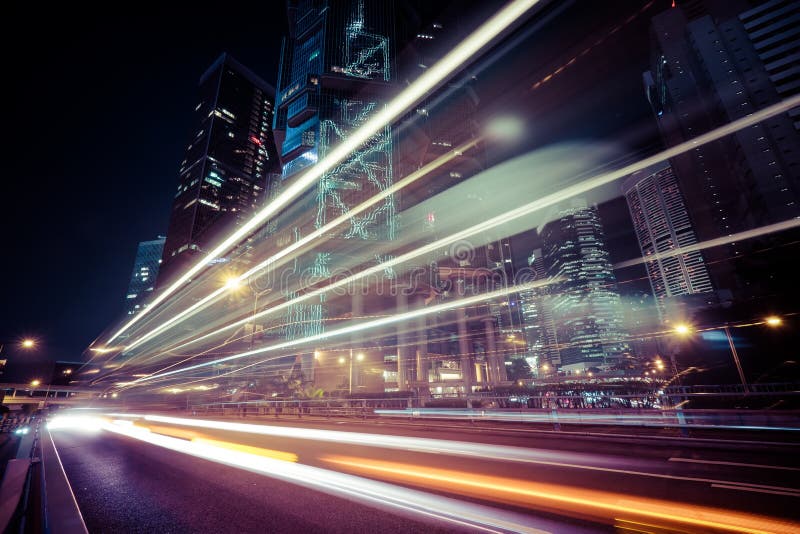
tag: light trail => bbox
[373,408,800,432]
[104,0,543,346]
[120,137,482,354]
[614,218,800,269]
[117,93,800,382]
[126,277,556,386]
[323,455,795,533]
[51,415,552,533]
[104,414,800,496]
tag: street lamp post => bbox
[674,316,783,394]
[722,325,748,394]
[249,287,273,349]
[341,350,365,395]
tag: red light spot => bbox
[250,135,262,146]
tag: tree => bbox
[506,358,532,381]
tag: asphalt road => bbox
[50,414,800,533]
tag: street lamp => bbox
[674,321,770,394]
[223,276,243,291]
[340,350,364,394]
[0,337,38,355]
[30,379,41,387]
[674,324,691,336]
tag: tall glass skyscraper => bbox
[623,162,715,322]
[542,202,629,372]
[158,54,280,288]
[124,237,165,315]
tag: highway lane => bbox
[50,414,800,532]
[51,426,588,533]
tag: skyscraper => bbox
[271,0,398,389]
[273,0,396,323]
[518,247,559,374]
[644,1,800,298]
[124,237,165,316]
[623,162,716,322]
[158,54,280,288]
[541,202,629,372]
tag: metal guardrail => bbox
[186,389,800,433]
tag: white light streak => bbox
[121,138,481,353]
[614,218,800,269]
[88,417,549,533]
[105,0,542,345]
[125,93,800,370]
[130,277,554,385]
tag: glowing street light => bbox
[223,276,243,291]
[21,339,35,349]
[675,322,750,393]
[30,379,41,387]
[765,316,783,327]
[674,324,691,336]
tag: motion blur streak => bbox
[614,218,800,269]
[139,415,653,470]
[124,94,798,378]
[122,138,482,354]
[132,416,800,496]
[191,438,298,463]
[321,455,794,534]
[50,416,550,534]
[105,0,542,345]
[129,277,554,385]
[374,408,800,432]
[47,415,104,432]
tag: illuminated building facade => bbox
[518,247,559,374]
[270,0,398,389]
[273,0,396,335]
[124,236,165,316]
[623,163,716,322]
[541,202,629,372]
[158,54,280,288]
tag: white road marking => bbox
[670,457,800,472]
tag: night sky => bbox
[2,1,661,371]
[3,4,287,365]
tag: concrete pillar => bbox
[414,294,429,387]
[351,290,364,394]
[483,318,505,384]
[456,280,473,392]
[396,290,409,390]
[483,318,499,384]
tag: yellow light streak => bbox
[192,438,297,463]
[322,455,796,534]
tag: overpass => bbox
[1,383,99,407]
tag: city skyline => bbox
[3,2,800,531]
[4,4,792,394]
